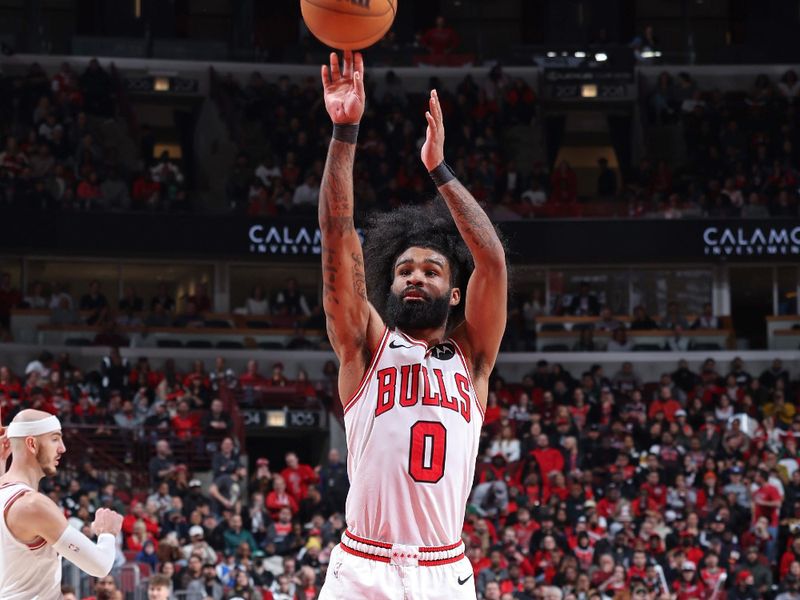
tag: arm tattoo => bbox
[322,247,339,306]
[320,135,369,327]
[319,139,356,228]
[438,179,503,254]
[351,252,367,300]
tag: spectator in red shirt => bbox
[76,170,103,210]
[530,434,564,481]
[239,359,266,388]
[280,452,318,502]
[641,469,668,509]
[626,550,649,584]
[649,385,683,421]
[752,468,782,561]
[420,16,460,55]
[132,170,161,209]
[672,561,706,600]
[265,474,299,519]
[122,500,159,537]
[171,399,199,441]
[0,365,22,399]
[596,484,621,519]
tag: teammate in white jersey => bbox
[317,51,507,600]
[0,409,123,599]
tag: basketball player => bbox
[0,409,123,598]
[317,51,507,599]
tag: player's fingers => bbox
[433,89,444,123]
[354,52,365,79]
[354,70,365,99]
[321,65,331,89]
[342,49,352,78]
[428,96,441,128]
[425,111,437,132]
[329,52,341,81]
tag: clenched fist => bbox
[91,508,123,537]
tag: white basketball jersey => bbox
[343,328,484,547]
[0,482,62,599]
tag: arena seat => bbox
[690,341,722,351]
[541,344,570,352]
[632,343,663,352]
[204,319,233,328]
[185,340,214,348]
[157,339,183,348]
[217,340,243,349]
[246,320,273,329]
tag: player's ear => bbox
[449,287,461,307]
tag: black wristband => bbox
[332,123,359,144]
[429,160,456,187]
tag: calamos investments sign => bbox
[703,225,800,257]
[248,223,364,256]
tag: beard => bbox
[386,288,452,330]
[36,444,57,476]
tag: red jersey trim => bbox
[340,543,465,567]
[344,529,393,549]
[419,539,463,553]
[27,537,47,550]
[343,326,390,415]
[450,339,484,420]
[340,543,391,563]
[419,553,465,566]
[0,481,27,490]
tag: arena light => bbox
[546,51,557,58]
[594,52,608,62]
[581,84,598,98]
[154,76,170,92]
[266,410,286,427]
[574,51,586,58]
[640,50,662,59]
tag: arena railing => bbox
[61,422,217,490]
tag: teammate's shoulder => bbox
[10,489,57,515]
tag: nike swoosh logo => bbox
[389,341,412,349]
[458,574,473,585]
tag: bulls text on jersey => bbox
[374,363,472,423]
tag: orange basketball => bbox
[300,0,397,50]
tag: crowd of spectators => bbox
[638,69,800,219]
[0,59,187,212]
[216,64,540,220]
[506,283,727,354]
[5,58,800,221]
[6,348,795,599]
[0,273,325,346]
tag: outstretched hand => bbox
[321,50,365,125]
[421,89,446,171]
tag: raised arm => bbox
[319,51,384,402]
[421,90,507,385]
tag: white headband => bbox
[7,415,62,438]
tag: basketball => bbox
[300,0,397,50]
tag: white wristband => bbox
[52,527,116,577]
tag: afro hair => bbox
[363,198,507,332]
